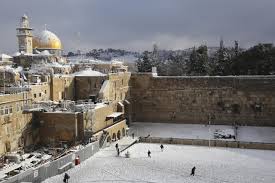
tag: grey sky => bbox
[0,0,275,53]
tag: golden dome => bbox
[33,30,62,50]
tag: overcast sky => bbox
[0,0,275,53]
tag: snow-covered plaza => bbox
[43,142,275,183]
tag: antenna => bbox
[44,24,47,30]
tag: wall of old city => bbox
[0,92,33,155]
[130,74,275,126]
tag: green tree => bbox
[231,43,275,75]
[188,46,207,75]
[137,51,153,72]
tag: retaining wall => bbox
[130,74,275,126]
[139,137,275,151]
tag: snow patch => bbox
[72,69,106,77]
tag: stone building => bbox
[0,92,33,154]
[51,75,75,101]
[33,101,127,146]
[0,15,132,156]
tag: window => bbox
[45,90,47,94]
[9,106,12,114]
[39,93,42,97]
[17,103,20,112]
[34,94,36,98]
[0,107,4,115]
[5,107,9,114]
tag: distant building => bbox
[16,14,33,54]
[33,30,63,56]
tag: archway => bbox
[117,130,121,140]
[107,136,111,143]
[122,128,126,137]
[106,136,111,146]
[112,133,116,141]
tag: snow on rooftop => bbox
[12,52,21,57]
[0,66,23,74]
[46,62,70,68]
[72,68,106,77]
[0,54,12,59]
[39,50,51,56]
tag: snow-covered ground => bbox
[130,122,275,143]
[43,142,275,183]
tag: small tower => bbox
[16,14,33,54]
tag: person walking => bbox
[147,150,151,158]
[63,173,70,183]
[117,148,120,156]
[115,143,118,149]
[75,156,80,165]
[190,166,196,176]
[160,144,164,151]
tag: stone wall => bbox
[75,72,131,102]
[75,76,106,100]
[0,92,33,155]
[29,82,51,102]
[51,75,75,101]
[139,137,275,151]
[33,112,84,145]
[90,104,114,133]
[108,72,131,102]
[130,74,275,126]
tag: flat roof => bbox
[107,112,123,118]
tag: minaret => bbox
[16,14,33,54]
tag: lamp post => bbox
[208,114,211,147]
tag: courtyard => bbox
[43,142,275,183]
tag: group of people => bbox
[62,142,196,182]
[146,144,163,158]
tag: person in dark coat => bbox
[117,148,120,156]
[115,143,118,149]
[190,166,196,176]
[63,173,70,183]
[147,150,151,158]
[160,144,164,151]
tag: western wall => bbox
[130,73,275,126]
